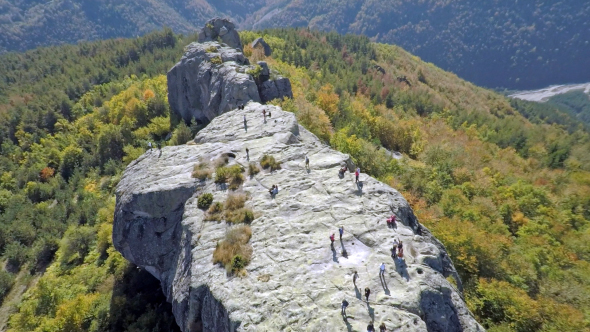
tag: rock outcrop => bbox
[168,20,293,124]
[198,18,242,51]
[167,42,261,124]
[113,102,485,332]
[255,61,294,103]
[251,37,272,56]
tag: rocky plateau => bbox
[113,103,484,331]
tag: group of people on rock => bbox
[268,185,279,196]
[335,214,403,331]
[247,106,396,330]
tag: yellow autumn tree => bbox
[316,83,339,119]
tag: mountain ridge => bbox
[1,0,589,89]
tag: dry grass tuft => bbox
[260,154,281,171]
[192,161,212,180]
[213,225,253,274]
[248,162,260,177]
[225,193,246,211]
[204,202,224,221]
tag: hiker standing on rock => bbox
[330,233,335,248]
[392,238,399,257]
[379,322,387,332]
[339,226,344,240]
[364,287,370,302]
[246,148,249,161]
[305,155,310,169]
[355,168,360,183]
[341,299,349,316]
[353,271,359,285]
[379,262,386,277]
[262,109,267,122]
[367,322,375,332]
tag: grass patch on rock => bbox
[205,202,224,221]
[260,154,281,171]
[213,225,253,276]
[215,164,245,190]
[203,193,254,224]
[248,162,260,177]
[223,193,254,223]
[192,161,212,180]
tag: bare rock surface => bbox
[113,102,484,332]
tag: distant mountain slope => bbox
[1,0,589,89]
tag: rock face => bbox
[198,18,242,51]
[255,61,294,103]
[259,76,293,103]
[251,37,272,56]
[167,40,293,124]
[113,102,485,332]
[167,41,261,124]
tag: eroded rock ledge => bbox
[113,102,484,332]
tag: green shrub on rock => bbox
[197,193,214,209]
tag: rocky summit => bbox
[167,18,292,125]
[113,101,485,331]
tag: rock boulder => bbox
[198,18,242,50]
[251,37,272,56]
[113,102,485,332]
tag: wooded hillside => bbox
[2,0,589,89]
[0,28,589,331]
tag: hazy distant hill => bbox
[1,0,589,89]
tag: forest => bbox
[0,27,589,331]
[2,1,589,89]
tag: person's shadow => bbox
[331,244,339,263]
[342,314,353,332]
[355,181,364,196]
[340,239,348,258]
[354,284,361,300]
[394,258,410,281]
[244,120,248,132]
[380,275,391,296]
[367,301,375,321]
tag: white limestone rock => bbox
[113,102,485,332]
